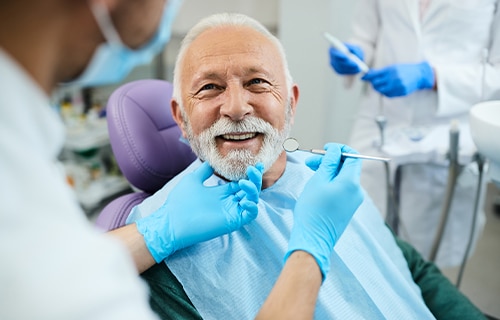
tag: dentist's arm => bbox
[256,143,363,319]
[109,162,263,274]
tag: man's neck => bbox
[261,152,287,189]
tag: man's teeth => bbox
[222,133,256,140]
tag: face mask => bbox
[65,0,182,87]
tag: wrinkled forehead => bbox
[180,26,287,84]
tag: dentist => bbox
[0,1,262,318]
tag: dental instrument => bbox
[323,32,370,74]
[283,138,391,162]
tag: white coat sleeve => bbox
[434,2,500,116]
[1,152,159,320]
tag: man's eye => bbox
[249,78,264,85]
[201,83,216,91]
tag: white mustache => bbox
[207,116,275,137]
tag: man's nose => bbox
[220,85,253,121]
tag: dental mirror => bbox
[283,137,391,162]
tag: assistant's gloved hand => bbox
[361,61,435,97]
[285,143,364,280]
[136,162,263,263]
[328,43,365,75]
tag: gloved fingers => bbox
[246,163,264,192]
[305,143,356,172]
[191,161,215,182]
[329,48,361,74]
[362,68,401,97]
[372,82,399,97]
[345,43,364,60]
[337,159,364,208]
[339,143,359,155]
[316,143,344,177]
[417,61,435,89]
[233,188,246,202]
[336,155,362,183]
[223,181,242,197]
[238,200,259,222]
[334,148,363,201]
[238,179,260,203]
[361,67,387,82]
[329,47,348,59]
[363,62,434,97]
[305,154,324,171]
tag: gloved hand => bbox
[361,61,435,97]
[285,143,364,279]
[136,162,263,262]
[329,43,365,75]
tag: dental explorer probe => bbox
[283,138,391,162]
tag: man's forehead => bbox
[189,64,274,81]
[185,26,279,62]
[182,26,283,79]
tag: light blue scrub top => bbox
[128,152,435,319]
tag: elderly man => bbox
[126,13,485,319]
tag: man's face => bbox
[173,26,297,181]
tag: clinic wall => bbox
[279,0,362,146]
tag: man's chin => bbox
[209,158,254,182]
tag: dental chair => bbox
[95,79,196,231]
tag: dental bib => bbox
[129,153,435,319]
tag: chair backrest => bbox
[95,79,196,231]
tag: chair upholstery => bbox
[95,79,196,231]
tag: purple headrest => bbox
[106,79,196,194]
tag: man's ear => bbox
[171,99,188,138]
[289,84,300,126]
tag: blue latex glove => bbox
[136,162,263,262]
[361,61,435,97]
[285,143,364,279]
[328,43,365,75]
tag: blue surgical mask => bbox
[65,0,182,87]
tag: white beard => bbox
[185,112,292,181]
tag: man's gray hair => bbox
[172,12,294,104]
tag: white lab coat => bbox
[0,49,158,319]
[346,0,500,267]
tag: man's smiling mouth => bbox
[221,132,258,141]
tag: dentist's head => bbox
[0,0,182,93]
[66,0,182,87]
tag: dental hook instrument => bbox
[283,138,391,162]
